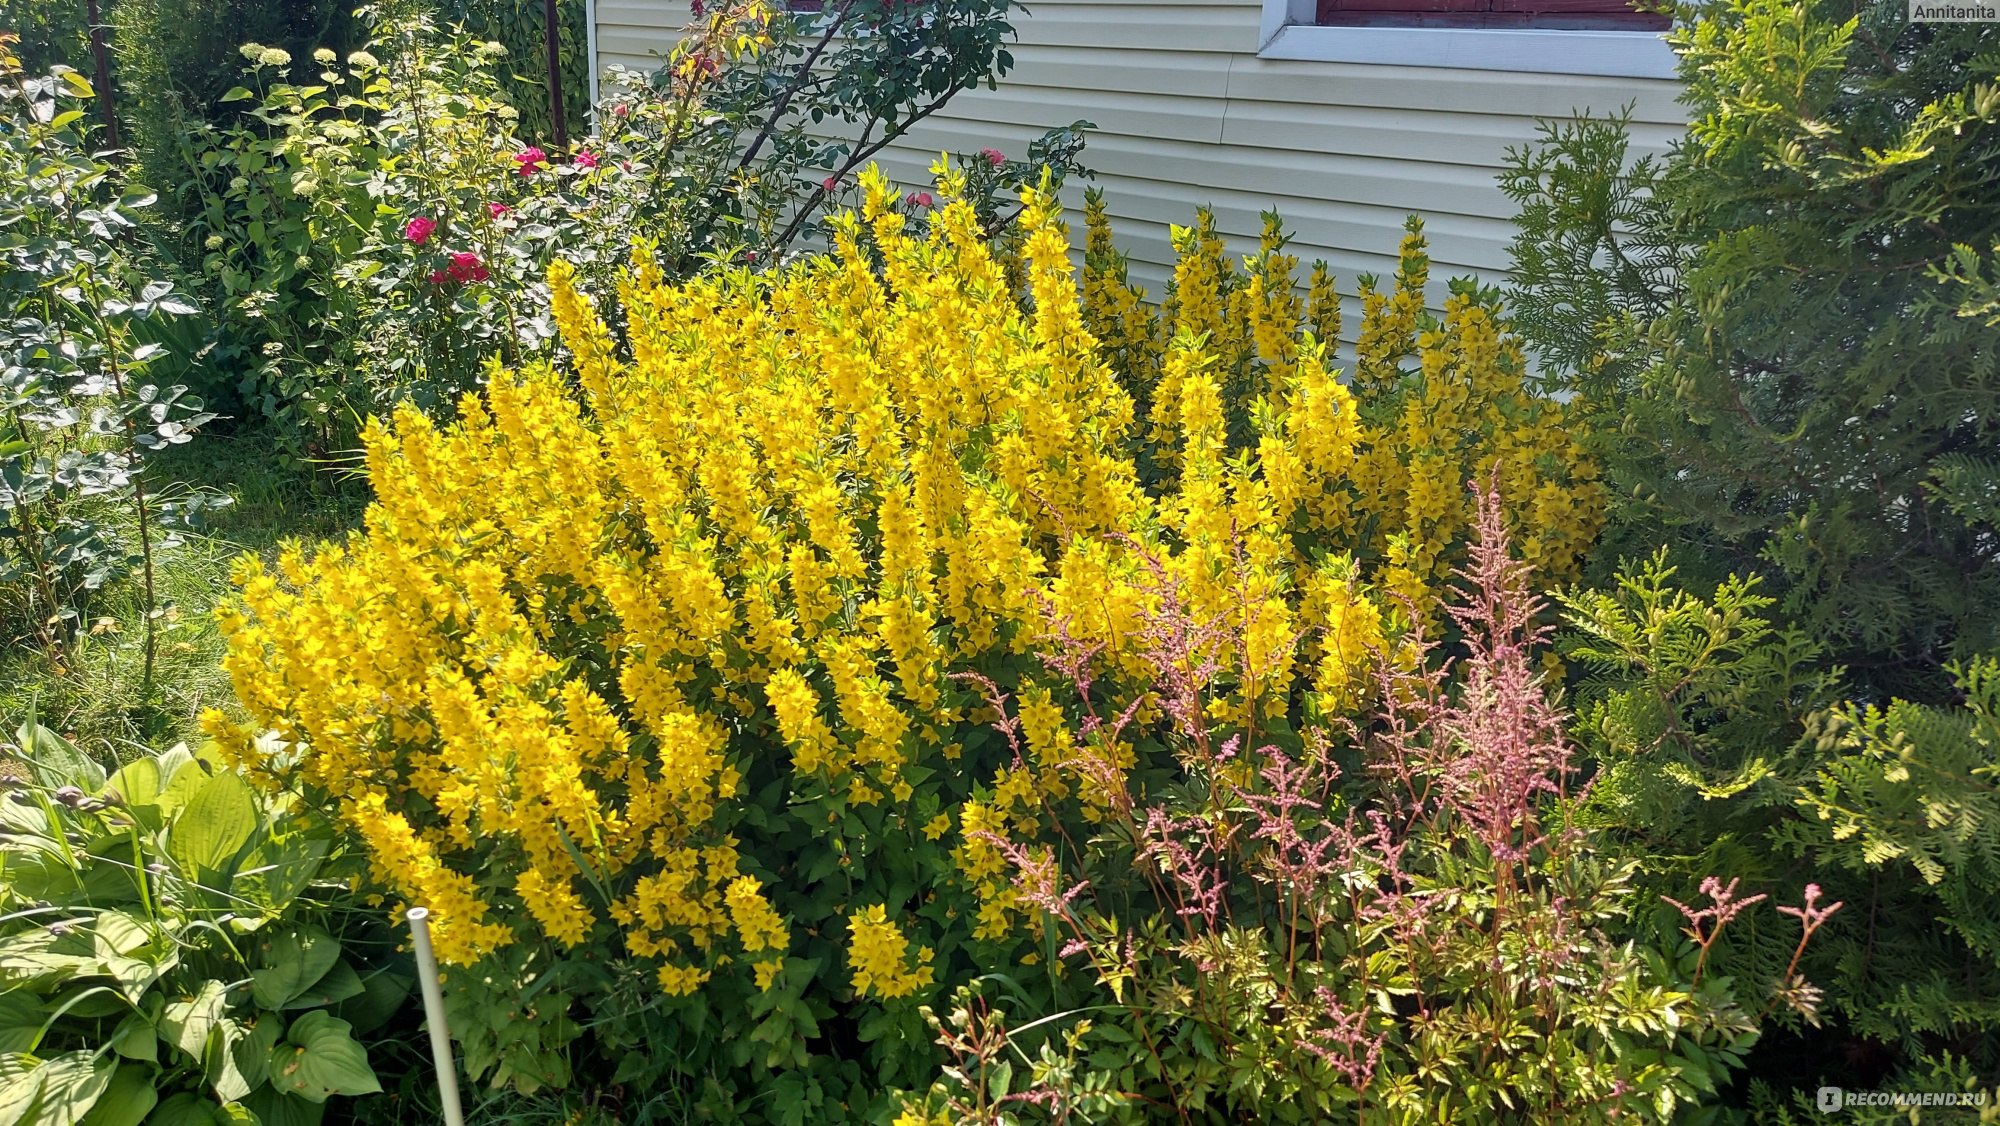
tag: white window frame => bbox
[1256,0,1676,79]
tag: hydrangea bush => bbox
[208,170,1606,1119]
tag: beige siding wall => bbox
[595,0,1683,303]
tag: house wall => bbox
[593,0,1684,306]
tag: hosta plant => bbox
[0,717,403,1125]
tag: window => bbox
[1254,0,1677,79]
[1316,0,1668,31]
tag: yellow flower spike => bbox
[215,172,1601,1018]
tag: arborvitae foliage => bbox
[1563,564,2000,1087]
[1501,0,2000,699]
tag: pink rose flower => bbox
[447,252,490,283]
[404,216,437,244]
[486,201,509,219]
[612,102,630,118]
[908,192,933,208]
[822,176,838,193]
[979,147,1005,167]
[428,269,448,285]
[513,147,547,176]
[574,150,600,170]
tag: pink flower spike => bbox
[979,147,1005,167]
[1777,883,1844,931]
[513,146,547,176]
[403,216,437,245]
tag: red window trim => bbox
[1316,0,1668,29]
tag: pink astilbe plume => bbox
[1428,476,1573,863]
[1662,876,1767,985]
[1768,883,1844,1024]
[1298,987,1386,1089]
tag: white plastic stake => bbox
[405,907,467,1126]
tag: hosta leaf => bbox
[235,834,330,915]
[18,717,105,792]
[265,1011,379,1103]
[77,1064,154,1126]
[147,1092,221,1126]
[109,1013,156,1063]
[166,771,257,877]
[8,1051,114,1126]
[249,926,340,1009]
[242,1088,323,1126]
[160,980,227,1063]
[0,990,39,1053]
[280,960,363,1011]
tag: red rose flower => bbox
[404,216,437,244]
[513,147,547,176]
[428,269,448,285]
[486,201,509,219]
[447,252,489,283]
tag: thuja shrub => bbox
[208,170,1603,1119]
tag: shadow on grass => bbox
[0,428,369,755]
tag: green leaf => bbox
[249,926,340,1009]
[79,1065,155,1126]
[91,911,154,959]
[208,1015,279,1104]
[266,1012,379,1103]
[328,968,410,1036]
[235,834,329,915]
[18,1051,114,1126]
[160,980,227,1063]
[280,961,362,1011]
[166,772,258,877]
[19,719,106,792]
[220,87,255,103]
[0,993,41,1052]
[147,1092,220,1126]
[109,1013,156,1063]
[0,1054,43,1123]
[102,759,164,831]
[0,931,99,989]
[242,1088,322,1126]
[60,71,94,97]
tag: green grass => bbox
[0,428,368,756]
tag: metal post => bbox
[405,908,467,1126]
[543,0,568,149]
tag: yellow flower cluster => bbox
[212,164,1602,997]
[846,904,936,999]
[1083,210,1607,621]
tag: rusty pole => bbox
[84,0,120,150]
[543,0,568,149]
